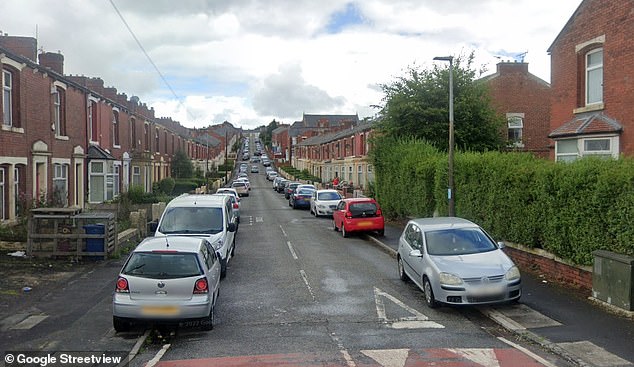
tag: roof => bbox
[302,113,359,128]
[165,194,228,208]
[135,235,205,253]
[87,144,116,160]
[296,120,374,146]
[408,217,479,230]
[548,112,623,138]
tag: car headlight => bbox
[505,266,521,281]
[318,204,327,209]
[439,272,463,286]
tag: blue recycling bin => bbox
[84,224,105,255]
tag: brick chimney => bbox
[39,52,64,74]
[0,35,37,61]
[497,61,529,74]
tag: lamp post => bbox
[433,56,455,217]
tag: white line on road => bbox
[300,270,316,302]
[279,225,287,237]
[144,343,171,367]
[497,337,558,367]
[287,241,299,260]
[330,333,357,367]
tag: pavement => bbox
[364,222,634,367]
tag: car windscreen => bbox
[158,206,224,234]
[318,192,341,200]
[122,252,202,279]
[424,228,497,256]
[296,189,315,195]
[349,202,377,218]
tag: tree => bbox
[375,52,504,152]
[171,149,194,178]
[259,119,279,147]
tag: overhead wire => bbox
[108,0,196,122]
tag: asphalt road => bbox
[128,168,572,367]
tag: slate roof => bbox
[548,112,623,138]
[302,113,359,128]
[87,144,116,160]
[296,120,374,146]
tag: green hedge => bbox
[372,137,634,265]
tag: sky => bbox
[0,0,582,130]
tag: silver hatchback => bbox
[397,217,521,308]
[112,236,221,331]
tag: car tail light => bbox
[194,278,209,294]
[116,277,129,293]
[233,203,239,209]
[376,208,382,216]
[345,211,353,219]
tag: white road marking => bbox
[144,343,171,367]
[447,348,500,367]
[373,287,444,329]
[287,241,298,260]
[498,337,558,367]
[255,216,263,222]
[10,315,48,330]
[556,341,631,367]
[330,333,356,367]
[361,349,409,367]
[300,270,316,302]
[279,225,287,237]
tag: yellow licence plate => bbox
[141,305,180,316]
[357,221,372,227]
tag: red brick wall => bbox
[549,0,634,157]
[504,246,592,294]
[485,62,551,158]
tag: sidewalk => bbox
[366,222,634,367]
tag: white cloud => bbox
[0,0,581,130]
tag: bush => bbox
[173,180,199,195]
[159,177,176,195]
[0,222,27,242]
[371,137,634,265]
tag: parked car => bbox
[211,193,240,225]
[251,165,259,173]
[235,177,251,191]
[333,198,385,237]
[284,182,302,199]
[396,217,521,308]
[231,181,249,197]
[273,177,287,191]
[266,171,278,181]
[309,189,342,217]
[289,188,315,209]
[154,194,237,278]
[112,236,221,332]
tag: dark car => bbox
[284,182,301,199]
[289,188,315,209]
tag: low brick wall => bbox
[503,242,593,294]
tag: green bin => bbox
[592,250,634,311]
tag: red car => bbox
[333,198,385,237]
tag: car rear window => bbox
[349,202,378,218]
[158,207,224,234]
[123,252,202,279]
[232,182,246,188]
[318,192,341,200]
[296,189,315,195]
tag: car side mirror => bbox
[409,249,423,257]
[497,241,505,249]
[149,221,158,234]
[227,223,237,232]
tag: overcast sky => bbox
[0,0,581,130]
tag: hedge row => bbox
[372,137,634,265]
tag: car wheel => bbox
[201,303,214,331]
[398,257,408,281]
[292,202,297,209]
[423,277,439,309]
[113,316,130,332]
[220,257,227,279]
[333,220,338,231]
[342,224,349,238]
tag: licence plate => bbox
[357,221,372,227]
[470,285,504,296]
[141,305,180,316]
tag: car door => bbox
[333,200,346,228]
[399,223,424,282]
[224,201,235,259]
[202,240,220,295]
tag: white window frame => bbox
[507,115,524,147]
[132,166,141,187]
[3,69,12,127]
[53,163,69,206]
[555,135,619,162]
[0,167,5,220]
[112,108,120,148]
[89,161,105,203]
[53,88,62,135]
[586,48,603,105]
[14,167,19,216]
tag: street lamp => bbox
[433,56,455,217]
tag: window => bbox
[555,139,579,162]
[132,166,141,187]
[348,166,353,181]
[130,118,137,148]
[53,87,66,136]
[586,49,603,105]
[0,168,4,220]
[14,166,20,216]
[88,100,98,142]
[53,164,68,206]
[583,138,611,157]
[106,164,120,200]
[112,110,120,147]
[507,116,523,146]
[357,165,363,186]
[3,70,12,126]
[155,129,160,153]
[89,162,105,203]
[144,123,150,151]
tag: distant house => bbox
[482,62,551,158]
[548,0,633,161]
[287,113,359,163]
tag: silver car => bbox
[113,236,221,332]
[397,217,521,308]
[309,189,342,217]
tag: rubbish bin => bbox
[84,224,105,258]
[592,250,634,311]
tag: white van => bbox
[155,194,237,278]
